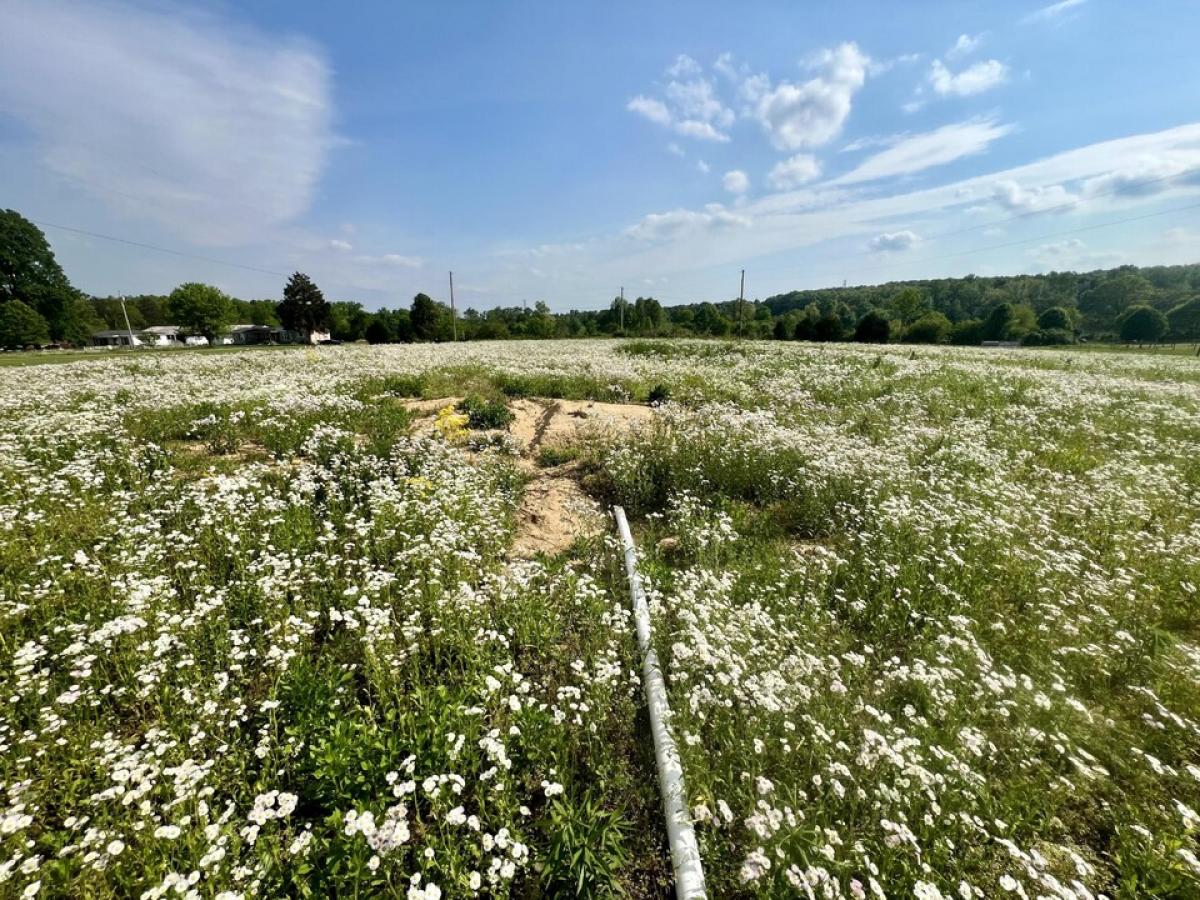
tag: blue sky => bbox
[1,0,1199,311]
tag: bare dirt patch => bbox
[400,396,653,557]
[510,466,608,558]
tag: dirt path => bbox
[402,396,653,557]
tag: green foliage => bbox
[457,394,515,429]
[540,795,631,898]
[1119,305,1169,343]
[0,210,101,344]
[903,311,952,344]
[1037,306,1075,331]
[813,313,844,342]
[278,271,330,335]
[854,309,891,343]
[950,318,985,345]
[647,383,671,405]
[1021,327,1075,346]
[0,298,51,348]
[410,292,446,341]
[537,444,580,467]
[168,282,234,341]
[1167,297,1200,342]
[888,286,928,324]
[0,208,72,304]
[365,317,393,344]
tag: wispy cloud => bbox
[512,123,1200,295]
[946,33,984,60]
[834,118,1014,185]
[1020,0,1087,25]
[0,0,336,246]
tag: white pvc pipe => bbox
[613,506,708,899]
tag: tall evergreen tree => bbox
[277,272,330,337]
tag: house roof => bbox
[92,330,144,338]
[143,325,182,335]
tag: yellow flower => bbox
[434,404,469,443]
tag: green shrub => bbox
[537,444,580,467]
[457,394,515,429]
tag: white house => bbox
[141,325,185,347]
[91,329,146,348]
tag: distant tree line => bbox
[2,208,1198,350]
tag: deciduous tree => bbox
[169,283,234,344]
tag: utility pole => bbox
[738,269,745,339]
[119,294,136,349]
[620,285,624,333]
[448,271,458,342]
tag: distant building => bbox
[142,325,185,347]
[227,324,288,345]
[92,329,146,347]
[93,325,210,348]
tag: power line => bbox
[31,161,1200,310]
[31,219,292,279]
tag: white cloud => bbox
[666,54,703,78]
[329,239,353,252]
[752,43,870,150]
[347,252,423,269]
[947,33,984,60]
[626,59,734,143]
[494,123,1200,305]
[834,118,1014,185]
[723,169,750,194]
[767,154,822,190]
[624,205,751,242]
[841,134,904,153]
[1162,226,1200,246]
[868,230,921,252]
[992,180,1077,212]
[696,159,711,174]
[0,0,335,246]
[1031,238,1084,258]
[929,59,1009,97]
[627,95,672,126]
[1020,0,1087,25]
[1082,154,1200,198]
[674,120,731,142]
[666,142,685,157]
[378,254,423,268]
[665,78,734,129]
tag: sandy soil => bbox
[401,395,652,557]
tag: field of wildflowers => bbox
[1,340,1198,898]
